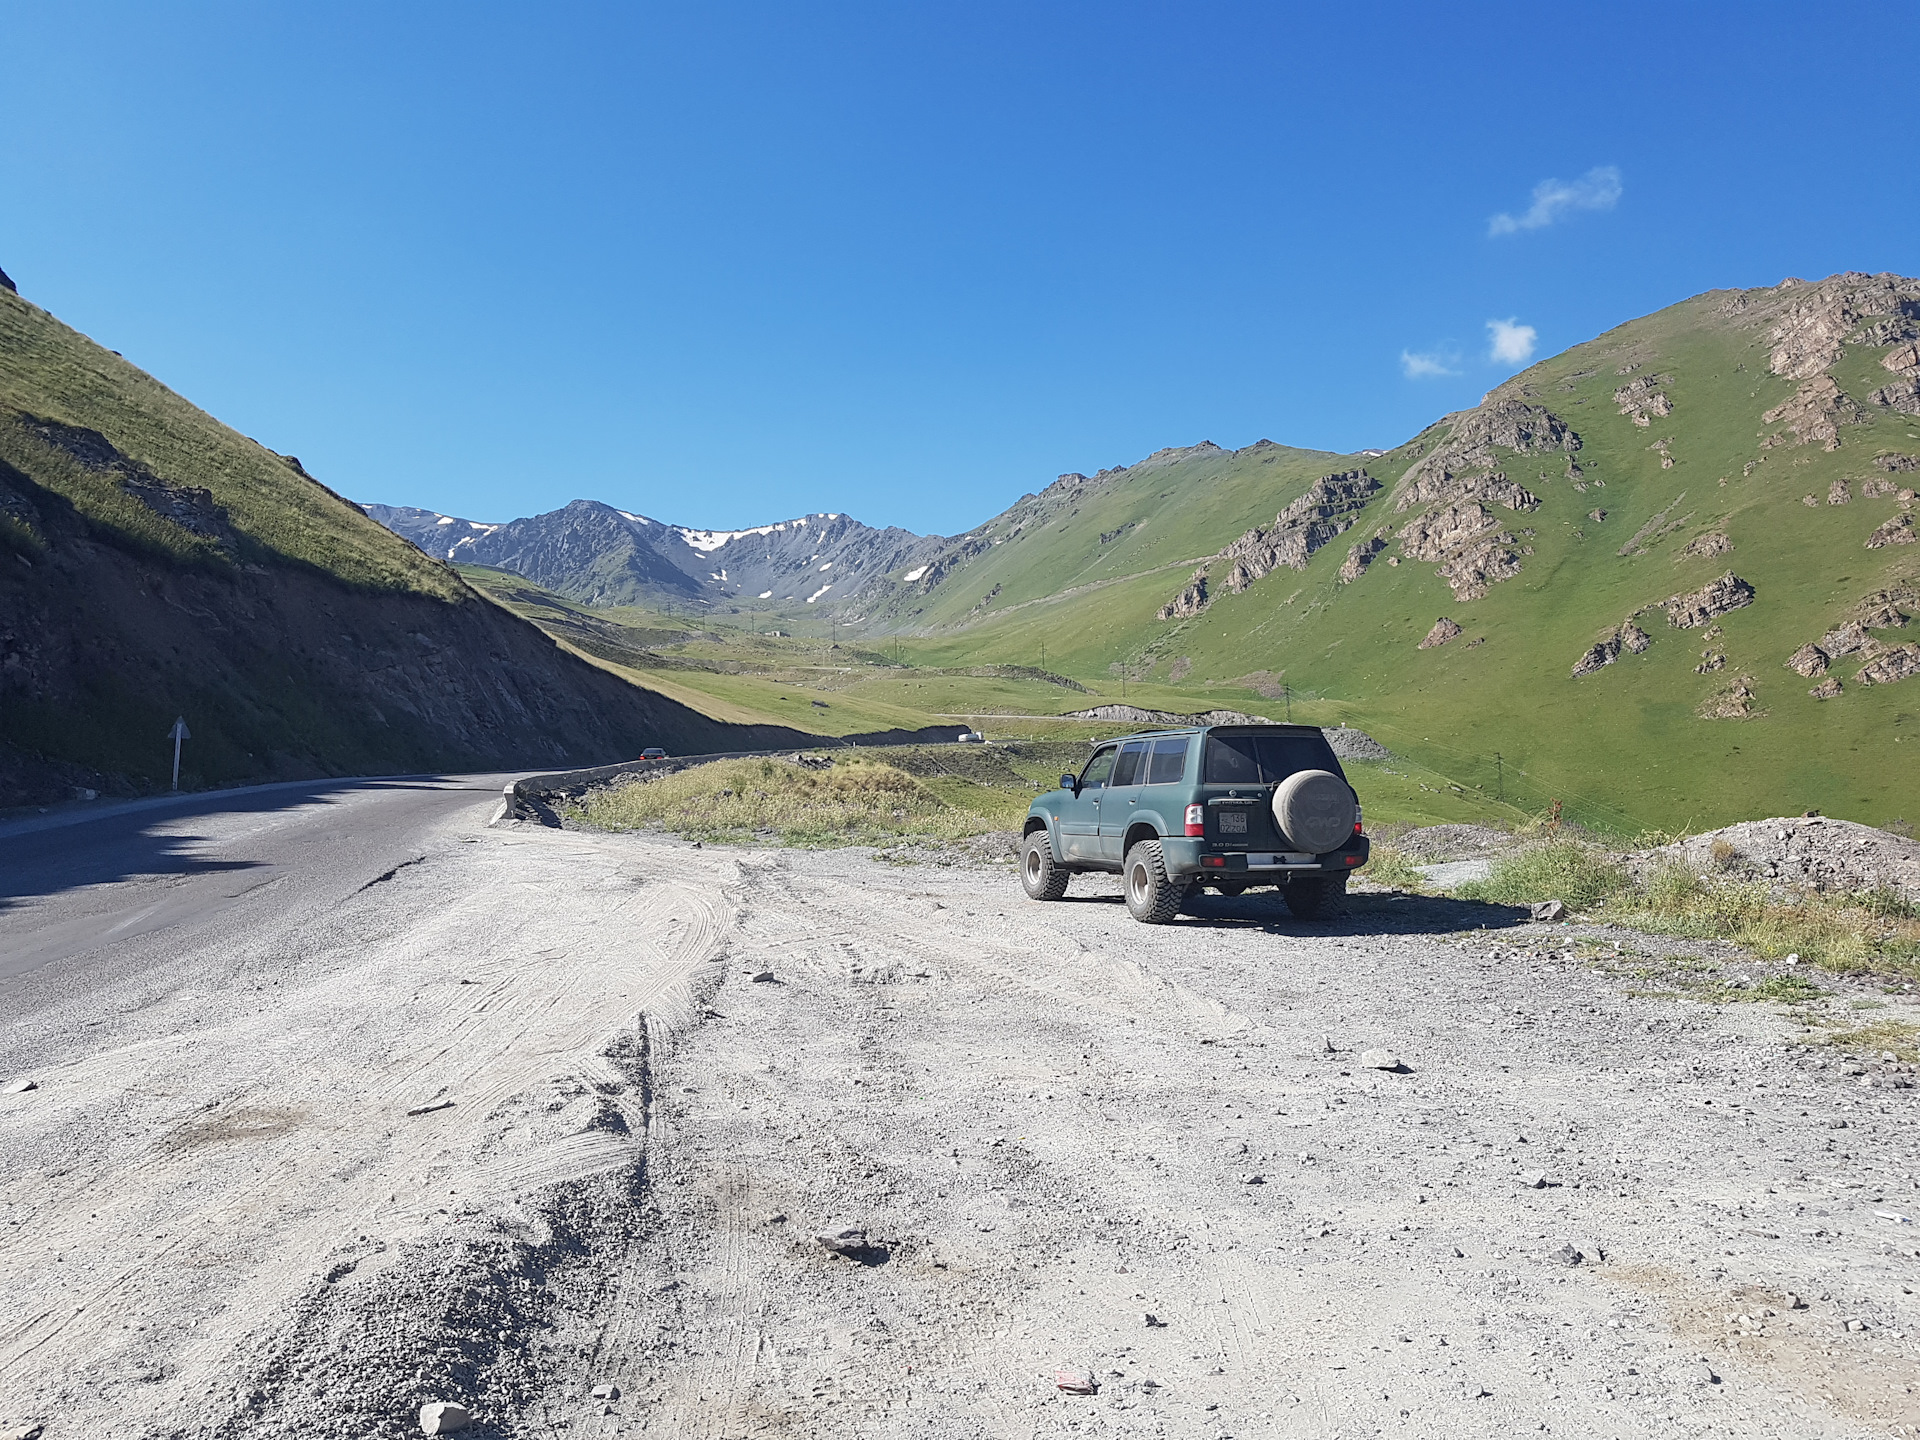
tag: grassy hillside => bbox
[854,274,1920,835]
[0,287,871,802]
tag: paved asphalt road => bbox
[0,774,512,1045]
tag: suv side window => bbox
[1146,736,1189,784]
[1079,746,1117,790]
[1110,740,1148,787]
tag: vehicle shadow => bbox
[1177,887,1532,936]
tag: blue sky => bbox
[4,2,1914,536]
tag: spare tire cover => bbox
[1271,769,1354,853]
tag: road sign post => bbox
[168,716,190,791]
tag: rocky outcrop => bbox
[1613,376,1673,426]
[1810,676,1844,699]
[1338,532,1388,583]
[1785,643,1829,677]
[1875,452,1920,473]
[1157,569,1210,621]
[1665,572,1755,628]
[1869,378,1920,416]
[1394,470,1540,515]
[25,416,240,552]
[1435,539,1528,602]
[1760,272,1920,379]
[1398,501,1502,560]
[1156,470,1380,618]
[1418,618,1462,649]
[1570,619,1651,677]
[1858,645,1920,687]
[1060,704,1271,726]
[1762,376,1862,450]
[1822,620,1872,656]
[1867,513,1916,548]
[0,264,15,294]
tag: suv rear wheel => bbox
[1283,873,1346,920]
[1124,839,1188,924]
[1020,832,1070,901]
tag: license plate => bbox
[1218,811,1248,834]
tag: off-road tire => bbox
[1283,873,1346,921]
[1020,832,1070,901]
[1124,839,1188,924]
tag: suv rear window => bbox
[1203,732,1342,785]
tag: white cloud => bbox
[1487,318,1537,365]
[1488,165,1622,236]
[1400,348,1460,379]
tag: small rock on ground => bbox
[419,1401,471,1435]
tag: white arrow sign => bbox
[168,716,190,791]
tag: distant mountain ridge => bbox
[363,499,943,614]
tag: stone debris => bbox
[1520,1170,1549,1189]
[816,1226,876,1259]
[1810,676,1843,699]
[1394,824,1516,861]
[1324,726,1390,761]
[1785,643,1829,677]
[591,1383,621,1401]
[1871,377,1920,416]
[1658,815,1920,902]
[1240,1173,1267,1185]
[1665,572,1756,629]
[1828,480,1853,505]
[1678,530,1733,560]
[1694,650,1727,674]
[1690,1360,1720,1385]
[1358,1048,1404,1072]
[419,1401,471,1435]
[1055,1369,1098,1395]
[1,1425,45,1440]
[1418,618,1462,650]
[2,1079,37,1095]
[1530,900,1569,923]
[1696,675,1762,720]
[1571,619,1651,678]
[1550,1243,1583,1267]
[750,971,776,983]
[1875,451,1920,472]
[1143,1312,1167,1327]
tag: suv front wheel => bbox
[1020,832,1070,900]
[1123,839,1188,924]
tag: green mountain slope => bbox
[878,273,1920,832]
[0,286,864,803]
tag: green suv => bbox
[1019,725,1369,923]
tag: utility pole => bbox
[1495,752,1504,803]
[1283,685,1291,722]
[167,716,190,791]
[1039,639,1045,671]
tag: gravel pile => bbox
[1661,815,1920,901]
[1391,823,1519,861]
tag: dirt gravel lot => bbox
[4,813,1920,1439]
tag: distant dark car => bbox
[640,747,668,760]
[1019,724,1368,923]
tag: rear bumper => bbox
[1162,835,1371,882]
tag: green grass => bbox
[1607,861,1920,978]
[576,754,990,846]
[845,283,1920,834]
[1451,839,1631,910]
[0,289,461,598]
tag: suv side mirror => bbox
[1060,773,1080,794]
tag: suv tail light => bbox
[1354,804,1364,836]
[1184,804,1205,837]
